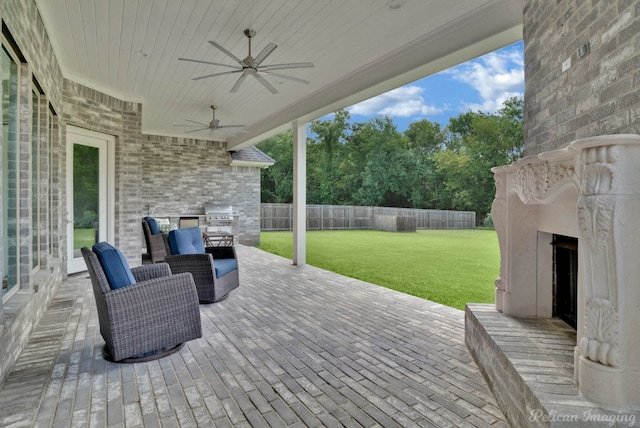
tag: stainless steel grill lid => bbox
[205,204,233,220]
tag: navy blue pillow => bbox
[92,242,137,289]
[144,216,161,235]
[168,227,206,254]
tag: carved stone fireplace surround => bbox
[477,134,640,411]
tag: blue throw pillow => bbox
[92,242,137,289]
[168,227,206,255]
[214,258,237,278]
[144,216,161,235]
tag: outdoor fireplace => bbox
[487,134,640,410]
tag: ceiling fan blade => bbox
[185,127,210,133]
[217,125,246,129]
[260,62,314,71]
[254,74,278,94]
[261,71,309,84]
[178,57,241,69]
[208,128,216,137]
[184,119,209,126]
[215,127,250,135]
[250,42,277,68]
[230,74,248,93]
[192,70,241,81]
[208,40,243,65]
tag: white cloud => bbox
[348,85,446,118]
[448,46,524,113]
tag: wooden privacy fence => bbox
[261,204,476,231]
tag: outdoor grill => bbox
[204,204,236,245]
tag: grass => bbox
[74,228,96,250]
[259,229,499,310]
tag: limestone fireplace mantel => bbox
[490,134,640,409]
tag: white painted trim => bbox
[66,125,115,273]
[292,121,306,266]
[229,160,274,169]
[2,283,19,303]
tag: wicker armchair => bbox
[142,217,170,263]
[82,247,202,362]
[164,228,240,303]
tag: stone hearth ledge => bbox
[466,304,640,428]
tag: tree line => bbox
[257,96,523,224]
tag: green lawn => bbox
[74,228,96,250]
[259,229,499,310]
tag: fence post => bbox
[349,206,352,229]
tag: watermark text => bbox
[529,409,637,426]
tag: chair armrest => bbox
[205,246,237,260]
[165,254,216,286]
[105,272,199,312]
[131,262,172,282]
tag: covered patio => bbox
[4,1,640,425]
[0,245,507,427]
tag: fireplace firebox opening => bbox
[552,235,577,329]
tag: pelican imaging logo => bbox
[529,409,637,426]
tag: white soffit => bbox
[34,0,523,149]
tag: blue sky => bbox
[344,41,524,131]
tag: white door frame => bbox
[66,126,115,274]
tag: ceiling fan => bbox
[174,105,246,137]
[178,29,314,94]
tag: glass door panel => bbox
[72,144,100,258]
[66,126,113,274]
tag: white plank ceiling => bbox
[34,0,523,149]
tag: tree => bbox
[257,131,294,203]
[258,96,524,222]
[308,110,350,204]
[404,119,444,154]
[403,120,446,208]
[347,116,413,207]
[433,96,524,221]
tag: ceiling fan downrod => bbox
[244,29,256,59]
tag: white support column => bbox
[292,121,306,265]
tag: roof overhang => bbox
[33,0,523,150]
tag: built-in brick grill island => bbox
[204,204,236,246]
[465,135,640,426]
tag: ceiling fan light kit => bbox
[179,29,314,94]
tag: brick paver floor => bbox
[0,245,509,427]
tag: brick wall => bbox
[524,0,640,155]
[0,0,65,386]
[141,135,262,246]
